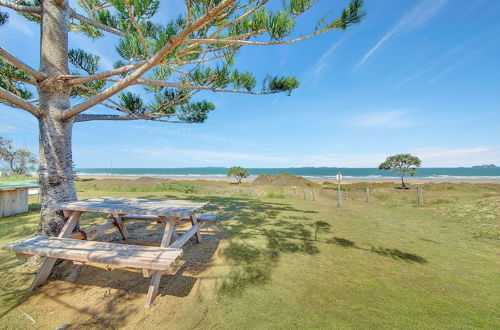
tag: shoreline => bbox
[77,175,500,184]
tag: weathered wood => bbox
[123,213,216,223]
[16,252,33,259]
[417,186,424,206]
[145,271,162,307]
[144,215,178,307]
[191,214,202,243]
[0,186,38,217]
[159,216,176,249]
[170,222,201,249]
[365,187,370,202]
[51,198,208,218]
[142,268,155,278]
[29,210,82,290]
[112,214,130,239]
[70,220,115,240]
[3,236,183,271]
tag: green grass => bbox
[0,180,498,328]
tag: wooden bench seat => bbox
[3,236,183,271]
[122,213,217,223]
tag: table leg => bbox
[144,216,176,307]
[144,271,162,307]
[29,210,83,290]
[112,214,129,239]
[191,214,202,243]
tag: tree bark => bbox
[37,0,77,236]
[401,175,407,189]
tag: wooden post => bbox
[312,190,316,201]
[336,172,342,208]
[417,186,424,206]
[365,188,370,202]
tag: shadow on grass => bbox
[328,236,427,263]
[185,195,325,296]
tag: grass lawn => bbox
[0,178,498,329]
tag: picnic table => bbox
[3,198,215,307]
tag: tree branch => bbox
[0,86,40,116]
[63,0,238,120]
[0,46,45,81]
[135,78,272,95]
[0,0,40,13]
[65,62,144,85]
[69,9,125,37]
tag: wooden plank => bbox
[71,221,116,240]
[29,210,82,290]
[50,198,208,218]
[170,222,201,249]
[144,271,162,307]
[0,191,4,217]
[3,236,183,271]
[142,269,155,278]
[191,214,202,243]
[112,214,130,239]
[144,215,180,307]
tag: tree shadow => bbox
[185,195,325,296]
[327,236,427,263]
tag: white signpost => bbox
[336,172,342,208]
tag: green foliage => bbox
[0,61,33,101]
[119,92,146,115]
[0,11,8,26]
[69,49,100,74]
[227,166,250,184]
[265,192,286,199]
[264,76,300,95]
[379,153,422,188]
[1,0,365,125]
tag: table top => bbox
[50,198,208,217]
[0,185,39,191]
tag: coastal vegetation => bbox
[226,166,250,184]
[0,177,498,328]
[0,0,365,237]
[0,136,37,175]
[379,154,422,189]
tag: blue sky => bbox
[1,0,499,168]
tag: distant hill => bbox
[472,164,498,168]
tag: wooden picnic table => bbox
[4,197,212,307]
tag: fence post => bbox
[417,186,424,206]
[365,187,370,202]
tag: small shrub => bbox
[265,192,285,199]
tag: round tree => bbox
[227,166,249,184]
[378,154,422,189]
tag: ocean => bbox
[77,167,500,181]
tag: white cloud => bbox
[3,13,36,38]
[411,146,500,167]
[0,123,19,134]
[348,110,420,129]
[355,0,448,70]
[116,145,388,168]
[307,39,345,79]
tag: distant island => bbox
[472,164,498,168]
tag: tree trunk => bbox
[38,116,77,235]
[401,175,407,189]
[37,0,76,236]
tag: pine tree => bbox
[0,0,364,236]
